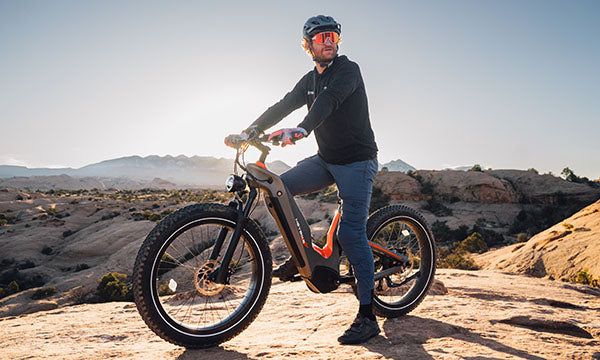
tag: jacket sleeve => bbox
[297,62,360,133]
[250,74,308,132]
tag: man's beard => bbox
[312,47,337,67]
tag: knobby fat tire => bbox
[132,203,272,348]
[366,205,437,318]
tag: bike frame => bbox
[212,140,408,294]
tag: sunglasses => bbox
[311,31,340,45]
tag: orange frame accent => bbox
[312,210,340,259]
[369,242,403,261]
[254,161,267,169]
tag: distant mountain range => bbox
[0,155,416,189]
[379,159,416,172]
[0,155,289,188]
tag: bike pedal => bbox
[338,276,356,284]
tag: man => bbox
[227,15,379,344]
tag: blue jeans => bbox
[281,154,378,305]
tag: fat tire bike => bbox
[132,133,437,348]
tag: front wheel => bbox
[367,205,436,318]
[132,203,272,348]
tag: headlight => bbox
[225,175,246,192]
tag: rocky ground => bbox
[2,183,600,359]
[1,269,598,359]
[476,199,600,281]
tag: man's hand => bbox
[224,133,248,148]
[268,127,308,147]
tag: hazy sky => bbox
[1,1,598,178]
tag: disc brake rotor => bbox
[194,260,225,296]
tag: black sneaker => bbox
[272,257,299,281]
[337,313,381,345]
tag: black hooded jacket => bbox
[251,55,378,165]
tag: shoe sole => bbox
[337,328,380,345]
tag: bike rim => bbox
[149,218,265,337]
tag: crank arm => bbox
[373,266,404,281]
[383,270,421,288]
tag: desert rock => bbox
[475,199,600,281]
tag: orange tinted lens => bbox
[312,32,338,44]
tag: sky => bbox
[1,0,599,179]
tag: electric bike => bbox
[132,133,436,348]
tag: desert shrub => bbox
[423,199,452,217]
[96,272,133,302]
[46,207,58,216]
[70,199,79,204]
[456,232,488,254]
[75,263,90,272]
[431,221,469,246]
[31,286,56,300]
[152,203,160,209]
[369,186,390,213]
[16,194,23,200]
[5,280,20,296]
[516,233,529,243]
[562,223,574,231]
[319,185,339,203]
[409,173,434,195]
[300,191,319,200]
[100,211,120,221]
[0,212,17,225]
[132,210,161,222]
[41,246,53,255]
[575,269,592,285]
[157,254,177,276]
[527,168,539,174]
[468,164,483,172]
[437,247,478,270]
[158,281,175,296]
[160,209,174,217]
[439,253,478,270]
[509,205,581,236]
[0,268,45,290]
[471,225,505,248]
[420,180,434,195]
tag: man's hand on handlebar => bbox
[225,126,307,149]
[268,127,308,147]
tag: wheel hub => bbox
[194,260,225,296]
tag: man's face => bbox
[309,32,339,63]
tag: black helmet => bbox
[302,15,341,39]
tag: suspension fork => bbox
[211,188,258,284]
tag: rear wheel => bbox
[367,205,436,318]
[133,203,272,348]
